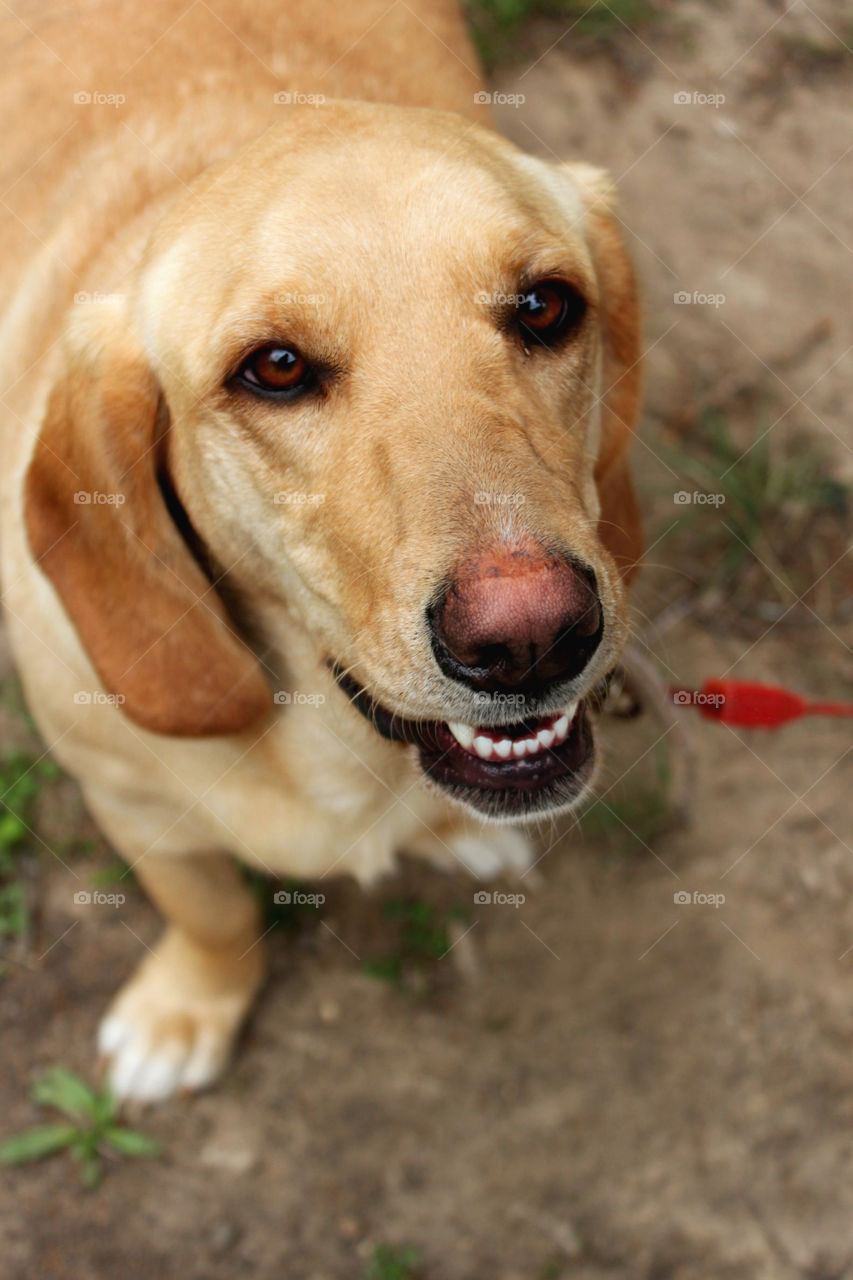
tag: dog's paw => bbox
[98,996,243,1103]
[97,932,263,1103]
[448,825,534,879]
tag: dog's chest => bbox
[176,703,451,883]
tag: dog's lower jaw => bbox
[332,666,599,822]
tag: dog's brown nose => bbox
[429,545,603,695]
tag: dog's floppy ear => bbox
[568,164,644,581]
[24,304,271,736]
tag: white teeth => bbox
[553,703,577,742]
[447,701,579,761]
[448,721,476,750]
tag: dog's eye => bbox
[516,280,586,348]
[234,344,313,398]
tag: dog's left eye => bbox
[233,344,314,399]
[516,280,586,348]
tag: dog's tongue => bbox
[446,703,578,761]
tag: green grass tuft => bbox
[0,752,63,942]
[362,899,468,991]
[466,0,656,67]
[363,1244,422,1280]
[0,1065,160,1188]
[661,413,849,619]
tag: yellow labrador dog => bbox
[0,0,642,1100]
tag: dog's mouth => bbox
[332,669,597,819]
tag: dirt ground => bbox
[2,2,852,1277]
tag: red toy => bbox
[670,679,853,729]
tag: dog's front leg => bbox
[97,852,265,1103]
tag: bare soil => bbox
[2,2,852,1277]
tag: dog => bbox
[0,0,642,1101]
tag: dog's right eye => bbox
[233,344,315,400]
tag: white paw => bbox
[98,1003,238,1102]
[97,940,262,1103]
[449,825,534,879]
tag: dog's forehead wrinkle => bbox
[186,147,577,273]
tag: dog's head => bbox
[25,105,642,821]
